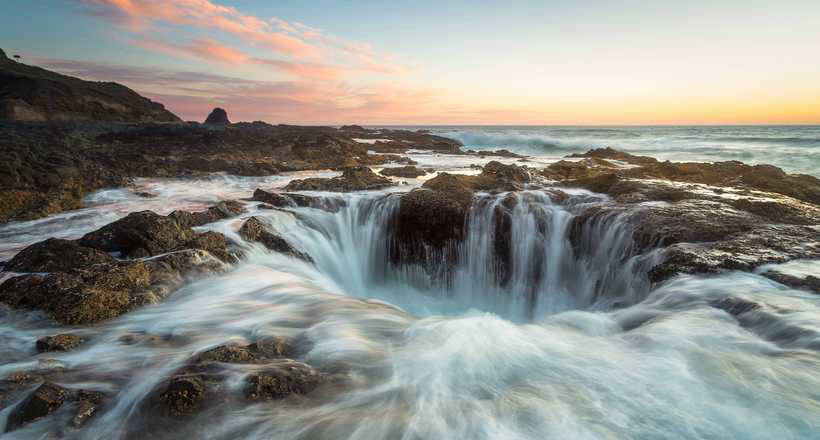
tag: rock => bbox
[4,382,103,431]
[244,360,324,401]
[709,297,761,316]
[283,166,394,192]
[761,272,820,294]
[36,334,84,352]
[0,251,226,324]
[203,107,230,125]
[239,217,312,262]
[251,189,346,212]
[158,375,206,417]
[379,165,427,178]
[474,149,526,158]
[195,344,261,364]
[0,51,181,123]
[3,238,115,273]
[79,210,194,258]
[562,148,820,205]
[177,231,237,263]
[168,200,245,228]
[339,125,365,131]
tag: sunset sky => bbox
[2,0,819,125]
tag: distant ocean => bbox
[378,126,820,177]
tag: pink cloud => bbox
[77,0,317,57]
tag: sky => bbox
[2,0,820,125]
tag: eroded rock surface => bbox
[284,166,393,192]
[239,217,312,261]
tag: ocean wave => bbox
[441,131,599,152]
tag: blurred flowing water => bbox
[0,155,819,438]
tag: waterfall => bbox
[263,189,659,321]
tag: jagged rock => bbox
[36,333,84,352]
[3,238,115,272]
[561,148,820,205]
[761,272,820,294]
[168,200,245,228]
[390,162,533,276]
[0,251,226,324]
[244,360,324,401]
[239,217,312,262]
[380,165,427,178]
[4,382,104,431]
[283,166,393,192]
[251,189,346,212]
[158,375,207,417]
[203,107,230,125]
[339,124,365,131]
[78,210,194,258]
[177,231,237,264]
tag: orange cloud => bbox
[78,0,318,57]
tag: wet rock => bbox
[0,251,226,324]
[36,334,84,353]
[244,360,324,401]
[195,343,261,364]
[169,200,245,228]
[251,189,346,212]
[79,210,194,258]
[158,375,207,417]
[564,148,820,205]
[4,382,103,431]
[177,231,237,263]
[283,166,393,192]
[761,272,820,294]
[239,217,312,262]
[474,149,526,158]
[709,297,761,316]
[3,238,115,273]
[203,107,230,125]
[379,165,427,178]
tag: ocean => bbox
[380,125,820,176]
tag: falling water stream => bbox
[0,173,819,439]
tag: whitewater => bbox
[1,137,819,439]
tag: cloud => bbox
[77,0,317,57]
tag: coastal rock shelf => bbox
[0,145,818,438]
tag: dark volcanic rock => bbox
[5,382,104,431]
[203,107,230,125]
[284,166,394,192]
[4,238,115,272]
[244,360,324,401]
[79,210,194,258]
[0,51,180,123]
[239,217,312,261]
[0,251,225,325]
[380,165,427,178]
[761,272,820,294]
[252,189,346,212]
[168,200,245,228]
[36,333,84,352]
[159,375,207,417]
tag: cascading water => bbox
[262,190,659,321]
[1,177,819,439]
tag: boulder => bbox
[379,165,427,178]
[3,238,115,273]
[239,217,312,262]
[36,333,84,352]
[0,251,226,324]
[283,166,393,192]
[203,107,230,125]
[78,210,194,258]
[158,375,207,417]
[761,272,820,294]
[4,382,104,431]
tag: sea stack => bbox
[204,107,230,125]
